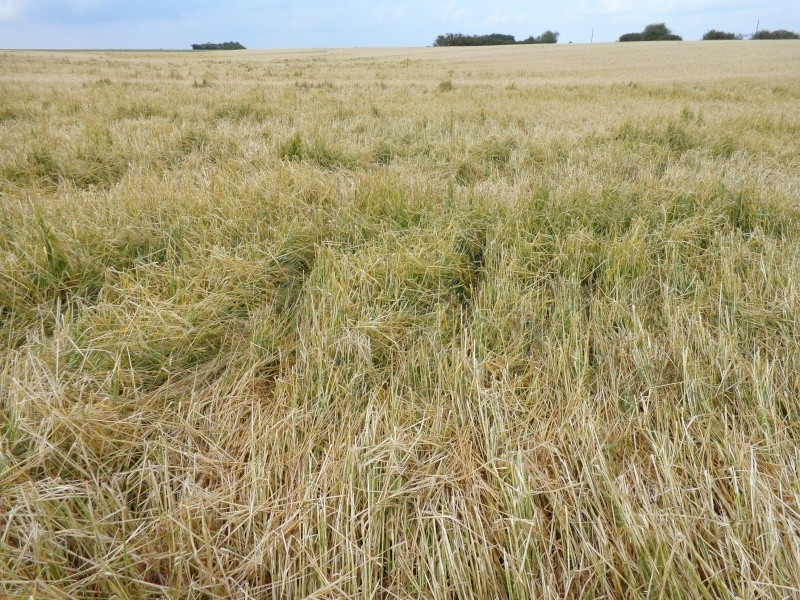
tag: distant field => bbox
[2,42,800,598]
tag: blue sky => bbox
[0,0,798,48]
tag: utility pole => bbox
[591,29,594,43]
[755,20,760,36]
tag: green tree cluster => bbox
[619,23,682,42]
[702,30,743,40]
[191,42,246,50]
[433,31,558,46]
[751,29,800,40]
[434,33,514,46]
[520,31,560,44]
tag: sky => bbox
[0,0,798,49]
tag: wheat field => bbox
[1,42,800,598]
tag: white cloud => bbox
[373,6,405,23]
[441,1,472,21]
[483,11,528,26]
[0,0,25,21]
[584,0,759,15]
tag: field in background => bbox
[2,43,800,598]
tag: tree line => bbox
[748,30,800,40]
[618,23,682,42]
[433,24,799,46]
[618,23,799,42]
[191,42,246,50]
[434,32,559,46]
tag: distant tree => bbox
[538,30,559,44]
[482,33,517,45]
[641,23,682,41]
[434,31,558,46]
[191,42,246,50]
[702,30,743,40]
[433,33,456,46]
[619,23,682,42]
[751,29,800,40]
[433,33,517,46]
[520,30,560,44]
